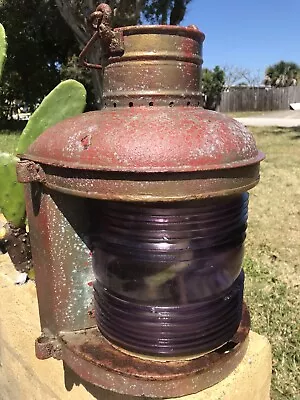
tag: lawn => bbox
[244,126,300,399]
[0,126,299,399]
[0,129,21,153]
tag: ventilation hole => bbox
[129,102,134,107]
[113,103,117,108]
[149,102,154,106]
[169,102,174,107]
[197,101,201,106]
[187,101,191,106]
[104,103,107,106]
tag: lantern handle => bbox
[79,3,124,70]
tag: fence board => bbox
[218,86,300,113]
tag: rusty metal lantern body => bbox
[17,5,263,398]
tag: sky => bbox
[182,0,300,78]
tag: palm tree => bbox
[264,61,300,87]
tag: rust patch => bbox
[80,135,91,150]
[19,11,263,398]
[17,160,46,183]
[35,332,62,360]
[59,304,250,397]
[0,222,32,272]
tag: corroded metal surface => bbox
[19,163,260,202]
[35,330,62,360]
[22,108,263,173]
[104,24,204,107]
[21,20,263,203]
[0,222,32,272]
[79,3,124,70]
[17,160,46,183]
[60,304,250,398]
[19,6,264,398]
[24,186,95,335]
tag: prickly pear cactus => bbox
[0,26,24,225]
[0,24,86,275]
[0,79,86,227]
[0,153,26,227]
[0,24,7,81]
[16,80,86,154]
[0,24,86,228]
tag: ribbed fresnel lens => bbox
[91,193,248,357]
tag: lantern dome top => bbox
[18,15,263,202]
[22,107,263,173]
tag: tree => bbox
[60,55,95,110]
[264,61,300,87]
[143,0,193,25]
[202,66,225,110]
[223,65,262,88]
[0,0,192,116]
[55,0,193,107]
[0,0,79,119]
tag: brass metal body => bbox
[17,5,263,397]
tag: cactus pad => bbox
[16,79,87,154]
[0,153,26,227]
[0,24,7,82]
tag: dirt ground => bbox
[252,110,300,119]
[230,110,300,119]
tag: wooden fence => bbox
[218,86,300,113]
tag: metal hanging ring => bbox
[79,3,124,70]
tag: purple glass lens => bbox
[91,194,248,356]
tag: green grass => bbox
[0,129,21,154]
[245,126,300,399]
[244,256,300,399]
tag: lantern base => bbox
[59,304,250,398]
